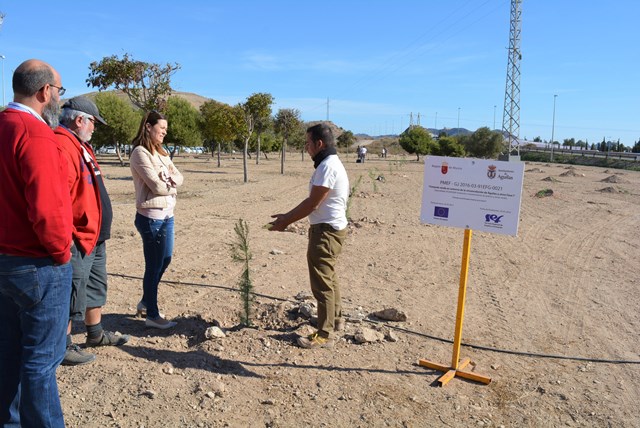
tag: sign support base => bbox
[418,357,491,386]
[418,229,491,387]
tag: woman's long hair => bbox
[131,111,169,156]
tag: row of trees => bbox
[530,136,639,153]
[398,126,504,160]
[87,54,313,182]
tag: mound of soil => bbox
[560,169,584,177]
[601,175,626,183]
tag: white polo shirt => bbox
[308,155,349,230]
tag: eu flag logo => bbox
[434,206,449,218]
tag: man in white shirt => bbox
[270,123,349,348]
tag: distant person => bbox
[55,96,129,367]
[360,145,367,163]
[357,145,363,163]
[382,147,387,158]
[269,123,349,349]
[0,59,73,427]
[130,111,183,329]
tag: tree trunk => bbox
[301,148,304,162]
[281,138,286,175]
[416,153,420,161]
[217,142,221,168]
[243,138,249,183]
[114,138,125,166]
[256,133,261,165]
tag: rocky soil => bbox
[58,154,640,427]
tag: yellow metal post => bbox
[451,228,472,369]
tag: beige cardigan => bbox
[130,146,184,210]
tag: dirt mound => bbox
[542,176,559,182]
[597,186,618,193]
[560,169,584,177]
[601,175,626,183]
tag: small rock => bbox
[372,308,407,322]
[205,326,226,339]
[205,391,216,399]
[490,364,500,370]
[269,249,284,255]
[212,381,225,397]
[385,330,399,342]
[298,302,317,318]
[354,327,385,344]
[261,399,275,405]
[295,291,313,301]
[139,390,155,399]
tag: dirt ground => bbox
[57,152,640,428]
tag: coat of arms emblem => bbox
[487,165,497,179]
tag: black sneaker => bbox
[85,331,130,347]
[62,344,96,366]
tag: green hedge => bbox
[520,151,640,171]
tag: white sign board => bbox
[420,156,525,236]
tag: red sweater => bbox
[54,126,102,255]
[0,108,73,264]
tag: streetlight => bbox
[434,111,438,129]
[550,94,558,161]
[0,55,5,106]
[457,107,460,129]
[493,105,497,130]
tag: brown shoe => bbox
[297,333,334,349]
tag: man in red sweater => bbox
[0,59,73,427]
[55,97,129,367]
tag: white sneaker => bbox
[145,317,177,330]
[136,301,164,318]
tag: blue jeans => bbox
[0,255,72,428]
[134,213,174,319]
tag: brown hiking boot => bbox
[297,333,334,349]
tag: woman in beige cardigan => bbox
[130,111,183,329]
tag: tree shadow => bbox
[104,175,133,181]
[118,344,263,378]
[94,314,446,380]
[183,169,228,175]
[96,313,262,377]
[98,313,213,344]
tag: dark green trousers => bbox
[307,223,347,338]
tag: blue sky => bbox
[1,1,638,145]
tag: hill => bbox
[76,90,211,110]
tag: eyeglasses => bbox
[85,116,96,125]
[49,84,66,96]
